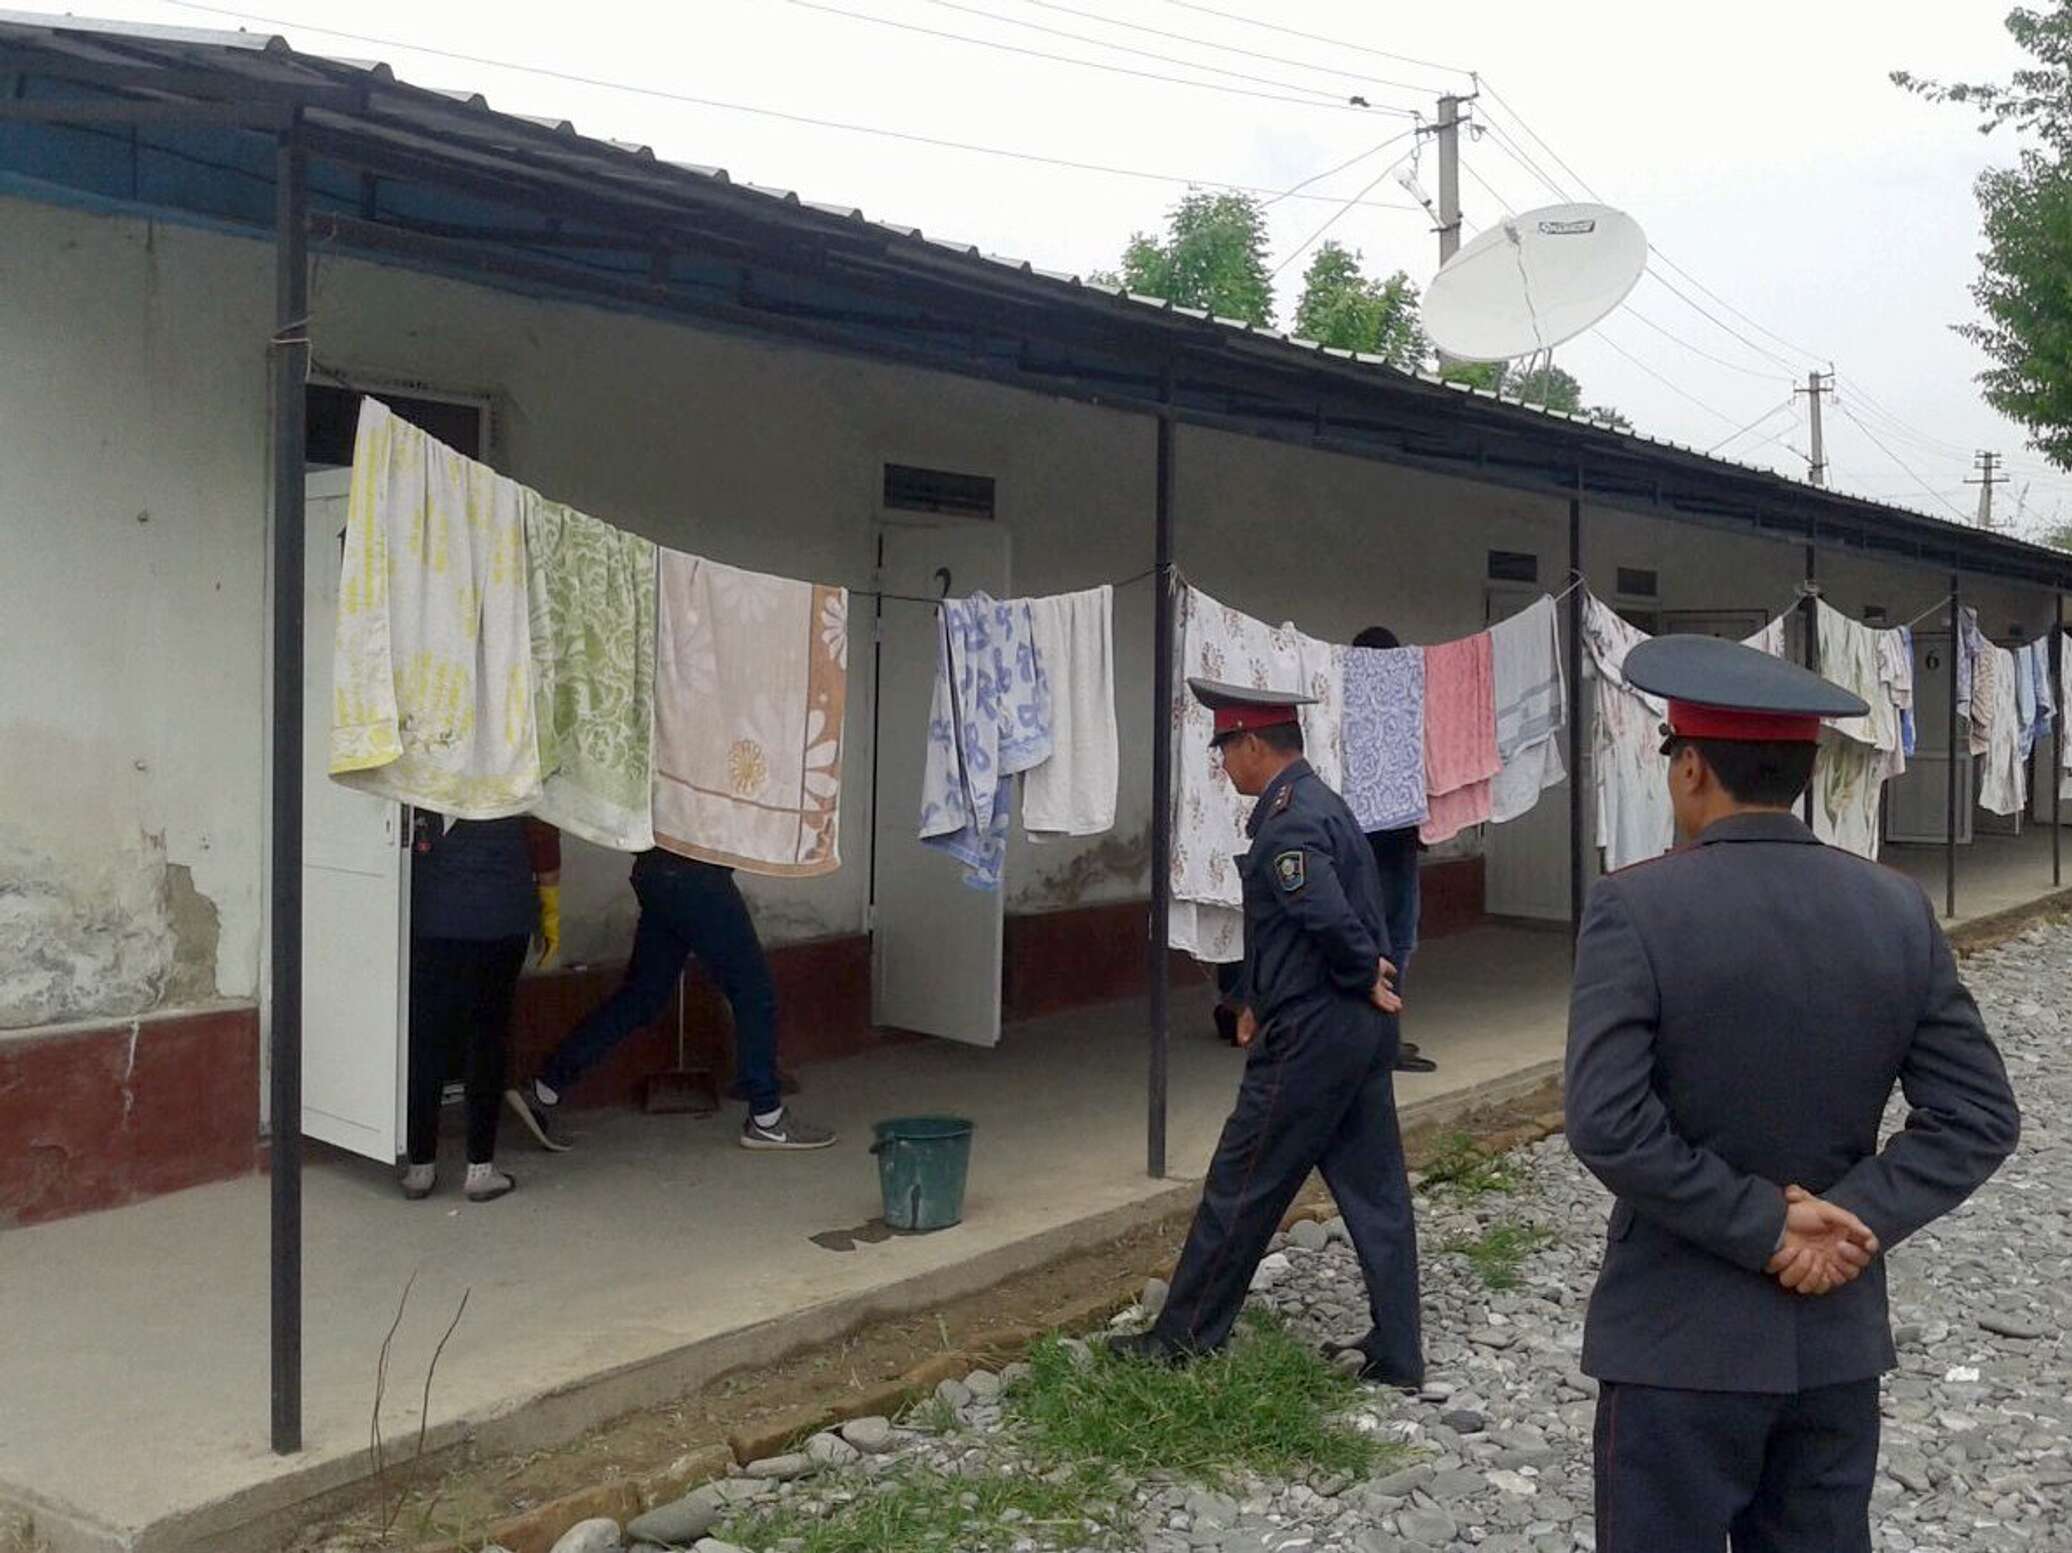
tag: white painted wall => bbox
[2,193,2059,1032]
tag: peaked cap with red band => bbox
[1188,678,1315,741]
[1623,633,1867,744]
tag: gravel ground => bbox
[585,920,2072,1553]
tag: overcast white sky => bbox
[82,0,2072,532]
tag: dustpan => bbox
[642,970,718,1115]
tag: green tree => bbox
[1091,190,1275,326]
[1291,241,1429,369]
[1896,5,2072,468]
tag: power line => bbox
[1266,128,1421,209]
[1591,328,1746,428]
[784,0,1420,116]
[1476,79,1605,201]
[1148,0,1475,79]
[1832,401,1976,521]
[915,0,1357,105]
[985,0,1445,97]
[156,2,1425,211]
[1623,299,1796,383]
[1706,399,1797,455]
[1271,140,1423,279]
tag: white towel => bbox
[1022,585,1119,841]
[329,398,540,817]
[1487,595,1567,825]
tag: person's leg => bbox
[538,874,694,1096]
[1728,1379,1879,1553]
[1594,1382,1775,1553]
[672,865,783,1117]
[405,937,459,1174]
[1213,961,1244,1043]
[463,936,529,1165]
[1146,1011,1366,1356]
[1315,1032,1423,1383]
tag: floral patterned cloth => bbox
[524,496,657,851]
[919,592,1052,890]
[1342,645,1428,833]
[652,550,847,877]
[330,397,541,817]
[1167,586,1310,962]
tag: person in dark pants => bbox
[402,815,560,1203]
[1350,626,1436,1075]
[507,848,835,1152]
[1116,680,1423,1386]
[1566,635,2019,1552]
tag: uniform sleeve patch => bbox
[1274,851,1306,892]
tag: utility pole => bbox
[1796,370,1831,487]
[1436,94,1463,266]
[1968,450,2007,529]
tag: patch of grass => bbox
[719,1460,1122,1553]
[1439,1222,1557,1290]
[1417,1131,1521,1198]
[1010,1313,1405,1486]
[900,1393,961,1437]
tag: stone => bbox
[806,1431,860,1468]
[840,1415,896,1453]
[936,1377,974,1409]
[1185,1489,1240,1528]
[1143,1277,1171,1319]
[744,1452,813,1480]
[1442,1409,1487,1434]
[549,1521,623,1553]
[1980,1311,2051,1340]
[966,1369,1003,1401]
[1396,1506,1458,1545]
[1428,1468,1486,1502]
[1058,1337,1094,1368]
[1290,1218,1331,1252]
[692,1543,748,1553]
[626,1483,728,1546]
[1371,1464,1433,1496]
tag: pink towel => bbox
[1419,633,1500,844]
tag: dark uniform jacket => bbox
[1239,760,1392,1023]
[1565,811,2020,1394]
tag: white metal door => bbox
[1889,631,1974,846]
[870,522,1010,1045]
[1481,585,1573,920]
[301,469,410,1159]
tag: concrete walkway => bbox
[0,925,1571,1553]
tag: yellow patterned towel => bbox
[330,398,541,817]
[652,550,847,877]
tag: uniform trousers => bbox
[1151,993,1423,1379]
[1594,1378,1879,1553]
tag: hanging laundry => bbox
[1816,603,1901,759]
[1021,585,1118,843]
[2034,639,2057,751]
[1968,635,1998,759]
[1289,625,1349,795]
[523,495,658,851]
[1884,625,1917,759]
[330,397,541,817]
[652,551,847,876]
[1979,645,2028,817]
[1419,632,1500,845]
[1955,607,1990,727]
[1342,645,1428,834]
[1168,586,1306,962]
[2017,641,2040,761]
[1581,596,1672,871]
[1487,595,1567,825]
[919,592,1052,889]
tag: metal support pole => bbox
[1801,542,1818,827]
[1147,403,1176,1181]
[2055,595,2064,888]
[1567,472,1585,945]
[269,116,309,1457]
[1946,576,1961,921]
[1436,94,1462,266]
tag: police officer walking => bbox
[1113,679,1424,1386]
[1565,634,2020,1552]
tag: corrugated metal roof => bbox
[0,7,2059,569]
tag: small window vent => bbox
[1616,567,1659,598]
[884,463,996,519]
[1487,549,1539,583]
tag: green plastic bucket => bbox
[870,1115,975,1233]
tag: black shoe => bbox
[504,1082,572,1152]
[1401,1041,1421,1057]
[1394,1052,1438,1073]
[1213,1004,1240,1044]
[1105,1330,1196,1367]
[1323,1339,1424,1392]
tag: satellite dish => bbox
[1422,202,1647,364]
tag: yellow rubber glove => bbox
[534,882,562,970]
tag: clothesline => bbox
[1900,594,1955,632]
[853,562,1167,608]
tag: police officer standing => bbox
[1565,634,2020,1552]
[1113,679,1424,1386]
